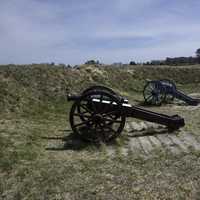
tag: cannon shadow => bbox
[42,131,102,151]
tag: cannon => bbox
[143,79,200,106]
[67,85,184,142]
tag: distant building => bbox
[165,57,198,65]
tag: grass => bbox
[1,97,200,199]
[1,64,200,199]
[1,64,200,114]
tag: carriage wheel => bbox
[160,79,176,103]
[143,81,165,105]
[70,90,126,142]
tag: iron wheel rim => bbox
[70,90,126,142]
[143,81,165,105]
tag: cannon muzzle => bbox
[67,94,81,101]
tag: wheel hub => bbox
[151,90,158,95]
[93,114,103,123]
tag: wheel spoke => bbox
[108,114,117,119]
[145,86,154,92]
[74,113,91,119]
[146,94,153,101]
[152,95,156,103]
[149,83,155,90]
[156,95,159,102]
[98,123,108,141]
[74,118,93,128]
[103,117,121,123]
[104,123,118,134]
[102,110,118,117]
[79,104,92,114]
[144,90,152,95]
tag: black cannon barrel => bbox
[160,80,200,106]
[90,99,185,130]
[122,104,185,129]
[173,90,200,106]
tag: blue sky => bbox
[0,0,200,65]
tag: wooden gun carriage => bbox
[143,79,200,106]
[68,85,185,142]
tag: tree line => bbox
[130,48,200,66]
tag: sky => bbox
[0,0,200,65]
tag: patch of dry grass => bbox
[1,103,200,199]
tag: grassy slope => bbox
[1,64,200,113]
[1,64,200,199]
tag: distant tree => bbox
[85,60,97,65]
[196,48,200,57]
[129,61,136,65]
[196,48,200,64]
[142,61,150,65]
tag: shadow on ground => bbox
[42,130,102,151]
[41,126,181,151]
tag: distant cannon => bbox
[143,79,200,106]
[67,85,184,142]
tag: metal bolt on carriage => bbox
[143,79,200,106]
[67,85,185,142]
